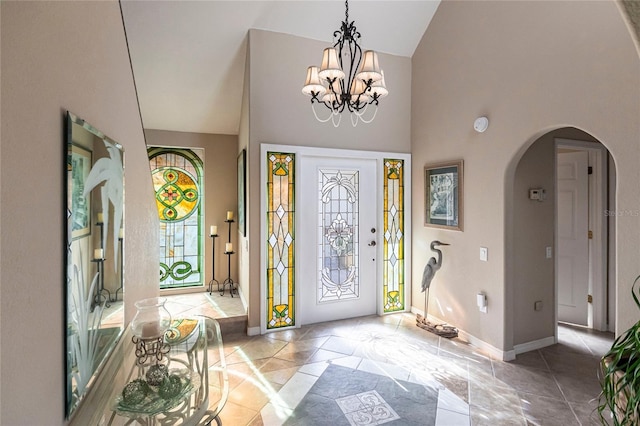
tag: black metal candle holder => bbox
[113,236,124,302]
[207,233,219,295]
[220,219,237,297]
[91,258,111,310]
[131,335,170,366]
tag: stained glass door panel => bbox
[299,155,377,324]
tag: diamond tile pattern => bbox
[336,390,400,426]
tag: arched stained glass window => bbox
[148,147,204,289]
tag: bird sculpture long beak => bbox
[439,242,450,246]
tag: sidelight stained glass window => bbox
[266,152,295,329]
[148,147,204,289]
[383,159,405,312]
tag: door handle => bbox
[368,241,376,246]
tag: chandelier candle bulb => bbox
[226,243,233,253]
[94,248,103,259]
[97,212,104,223]
[210,225,217,236]
[226,211,233,221]
[119,228,124,239]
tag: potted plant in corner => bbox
[598,276,640,425]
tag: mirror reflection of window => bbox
[66,111,125,418]
[148,147,204,290]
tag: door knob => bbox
[368,241,376,246]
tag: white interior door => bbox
[557,150,589,326]
[299,155,378,324]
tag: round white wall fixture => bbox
[474,116,489,133]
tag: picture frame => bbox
[70,143,92,239]
[424,160,463,231]
[237,149,246,236]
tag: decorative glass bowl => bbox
[114,368,200,417]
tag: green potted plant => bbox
[598,276,640,425]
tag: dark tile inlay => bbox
[284,364,438,426]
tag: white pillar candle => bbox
[225,243,233,253]
[226,211,233,221]
[141,322,161,339]
[94,248,103,259]
[119,228,124,239]
[210,225,217,236]
[97,212,104,223]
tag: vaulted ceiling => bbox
[120,1,440,135]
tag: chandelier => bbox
[302,0,388,127]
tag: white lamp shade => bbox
[318,48,345,81]
[302,66,327,97]
[356,50,382,83]
[350,78,371,103]
[369,69,388,99]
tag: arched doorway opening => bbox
[507,127,616,355]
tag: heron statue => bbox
[416,240,458,338]
[421,240,450,292]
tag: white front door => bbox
[299,155,378,324]
[557,150,589,326]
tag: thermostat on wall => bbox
[529,188,546,201]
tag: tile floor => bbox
[165,293,614,426]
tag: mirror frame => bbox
[65,111,125,418]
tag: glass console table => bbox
[103,316,228,426]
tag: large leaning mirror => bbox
[65,111,125,417]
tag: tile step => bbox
[217,315,247,337]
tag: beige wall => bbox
[512,134,556,345]
[144,130,240,292]
[246,29,412,329]
[1,1,157,423]
[412,0,640,352]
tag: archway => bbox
[506,127,616,355]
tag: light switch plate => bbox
[546,246,552,259]
[480,247,488,262]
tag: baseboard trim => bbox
[410,307,516,361]
[247,326,261,336]
[513,336,556,355]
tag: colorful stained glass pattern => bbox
[149,147,204,289]
[383,159,405,312]
[267,152,295,329]
[318,169,359,302]
[152,168,199,222]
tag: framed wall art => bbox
[424,160,463,231]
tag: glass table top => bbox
[104,316,228,426]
